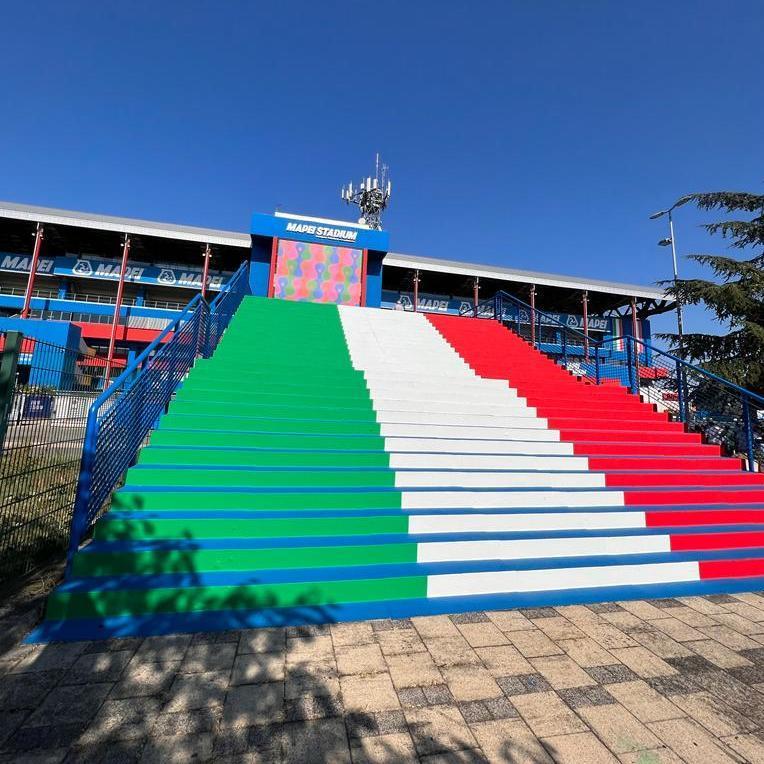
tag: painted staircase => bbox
[34,297,764,641]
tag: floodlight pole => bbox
[104,234,131,384]
[20,223,44,319]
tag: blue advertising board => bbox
[0,252,231,291]
[381,290,610,331]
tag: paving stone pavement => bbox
[5,594,764,762]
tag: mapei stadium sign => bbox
[251,213,389,251]
[0,252,230,291]
[283,222,358,243]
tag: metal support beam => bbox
[413,270,420,312]
[473,277,479,311]
[630,296,641,381]
[529,285,537,347]
[104,235,131,383]
[20,223,44,319]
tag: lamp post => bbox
[649,198,691,357]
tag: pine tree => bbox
[663,191,764,397]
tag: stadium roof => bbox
[384,252,667,301]
[0,201,251,249]
[0,200,668,302]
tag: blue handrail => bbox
[468,289,763,472]
[66,262,250,567]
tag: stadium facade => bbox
[0,199,672,382]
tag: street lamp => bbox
[649,196,691,357]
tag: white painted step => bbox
[401,489,625,509]
[380,424,561,440]
[374,399,537,417]
[395,471,605,489]
[384,438,575,455]
[427,561,699,597]
[366,383,521,402]
[389,453,588,470]
[409,511,644,534]
[417,535,670,563]
[375,411,547,428]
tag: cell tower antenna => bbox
[340,155,392,230]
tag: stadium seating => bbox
[36,297,764,640]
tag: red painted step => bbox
[699,558,764,580]
[647,509,764,527]
[550,418,683,432]
[671,532,764,551]
[577,443,722,457]
[589,457,741,471]
[627,489,764,506]
[606,472,764,488]
[560,430,701,444]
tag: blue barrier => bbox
[66,262,249,567]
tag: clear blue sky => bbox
[2,1,762,337]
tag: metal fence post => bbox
[0,331,22,450]
[742,395,756,472]
[561,330,568,368]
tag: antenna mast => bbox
[340,154,392,230]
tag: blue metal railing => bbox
[462,290,763,472]
[66,262,249,565]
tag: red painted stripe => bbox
[699,558,764,580]
[607,473,764,488]
[671,532,764,551]
[647,509,764,527]
[560,430,700,444]
[590,457,740,471]
[628,489,764,506]
[577,443,722,457]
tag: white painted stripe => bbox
[384,438,576,456]
[417,535,672,563]
[408,512,647,534]
[426,561,701,598]
[389,454,588,470]
[401,490,626,509]
[380,424,561,440]
[364,376,515,392]
[367,386,522,403]
[395,471,606,489]
[376,411,548,428]
[373,400,537,416]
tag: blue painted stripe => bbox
[79,524,764,553]
[55,548,764,591]
[27,576,764,643]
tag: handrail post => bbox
[594,343,601,385]
[742,395,756,472]
[67,404,99,571]
[626,337,637,395]
[675,360,686,423]
[561,330,568,368]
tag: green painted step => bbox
[73,543,418,576]
[95,514,408,541]
[137,448,390,468]
[47,575,428,619]
[168,401,376,420]
[125,468,397,489]
[173,389,376,408]
[111,489,402,512]
[148,431,386,450]
[159,414,382,435]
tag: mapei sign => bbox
[283,222,358,243]
[0,252,229,291]
[251,212,389,252]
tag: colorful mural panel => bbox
[272,239,363,305]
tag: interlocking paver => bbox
[8,595,764,763]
